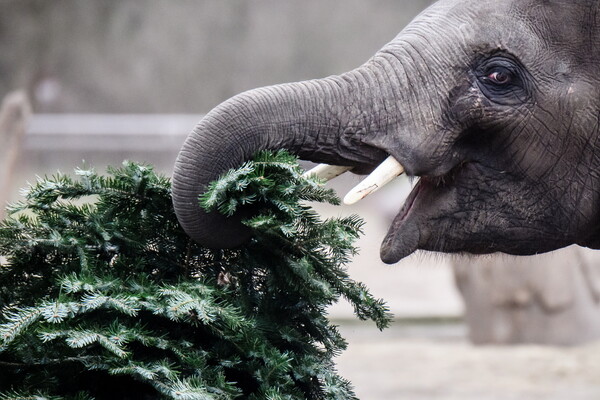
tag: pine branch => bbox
[0,306,44,345]
[0,155,388,399]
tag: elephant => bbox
[172,0,600,264]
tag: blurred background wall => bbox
[1,0,433,113]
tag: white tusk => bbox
[343,155,405,205]
[303,164,353,181]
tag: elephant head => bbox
[172,0,600,264]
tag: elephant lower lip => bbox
[379,179,426,263]
[379,162,469,263]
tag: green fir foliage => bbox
[0,151,391,399]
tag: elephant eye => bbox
[475,55,530,105]
[486,69,513,85]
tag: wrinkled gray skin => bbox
[172,0,600,264]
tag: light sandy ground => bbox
[336,322,600,400]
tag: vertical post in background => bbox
[0,90,31,219]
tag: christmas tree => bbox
[0,151,391,399]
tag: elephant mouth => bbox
[306,156,470,263]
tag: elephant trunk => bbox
[172,65,392,248]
